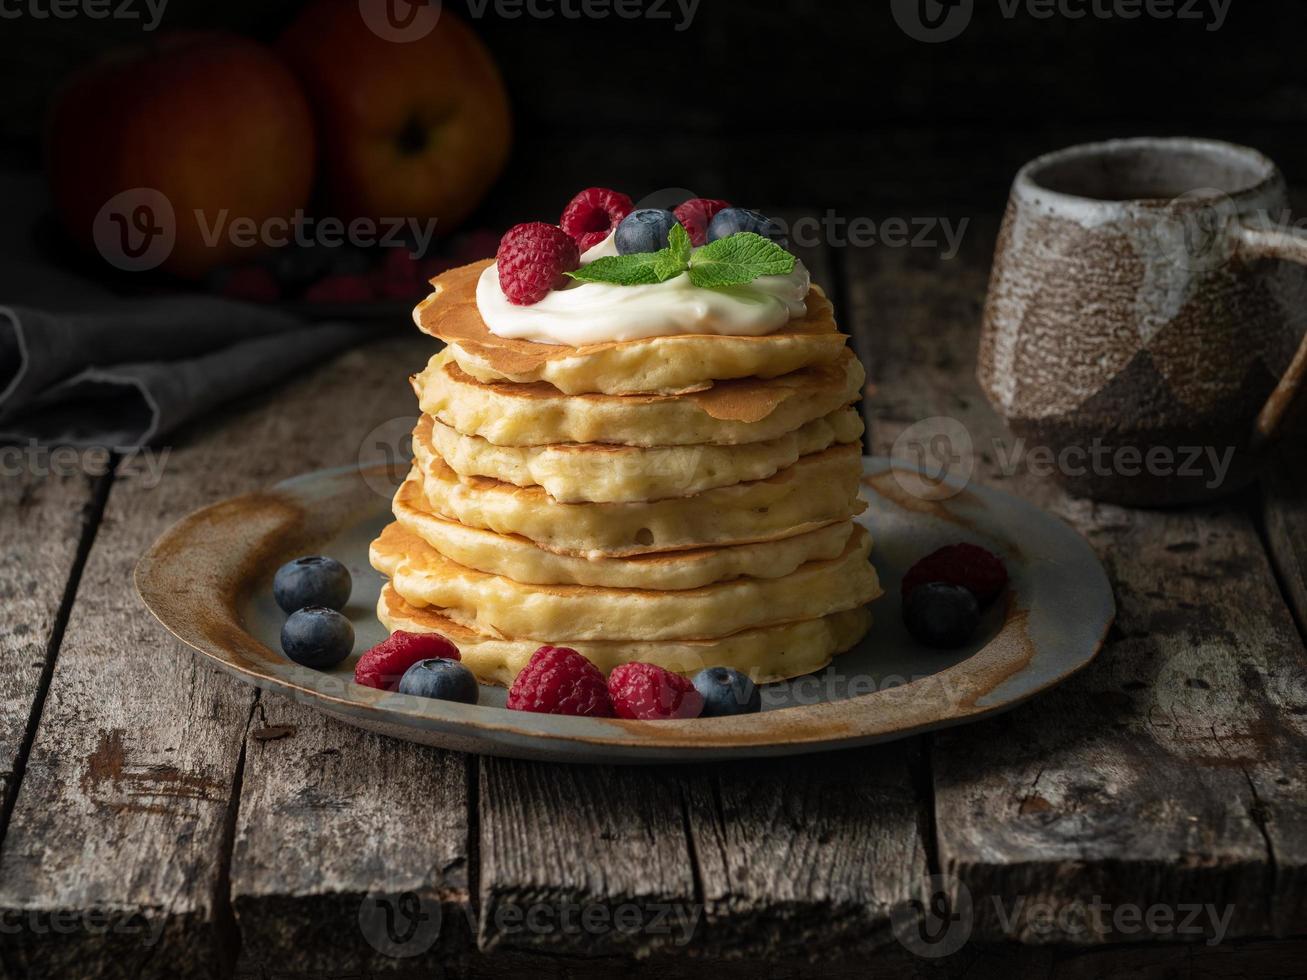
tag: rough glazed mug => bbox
[979,137,1307,506]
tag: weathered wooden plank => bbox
[231,696,470,971]
[1264,453,1307,636]
[846,220,1307,943]
[0,335,468,978]
[477,759,698,957]
[218,335,475,973]
[681,748,928,959]
[0,465,103,822]
[673,214,931,959]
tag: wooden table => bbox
[2,213,1306,980]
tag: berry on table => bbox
[673,197,731,246]
[496,222,580,305]
[692,666,761,717]
[902,582,980,649]
[901,543,1008,606]
[608,663,704,720]
[560,187,635,252]
[615,208,680,255]
[506,645,614,717]
[281,606,354,669]
[397,658,479,704]
[273,555,352,613]
[355,630,460,691]
[706,207,788,247]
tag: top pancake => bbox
[416,260,851,395]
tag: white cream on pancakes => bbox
[476,232,810,345]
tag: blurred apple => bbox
[280,0,511,233]
[46,33,316,279]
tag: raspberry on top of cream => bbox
[477,232,811,346]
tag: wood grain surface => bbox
[845,225,1307,945]
[2,210,1307,979]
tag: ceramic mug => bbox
[979,137,1307,506]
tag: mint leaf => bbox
[656,223,692,281]
[564,229,794,289]
[566,253,663,285]
[687,232,795,288]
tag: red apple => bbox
[46,32,316,280]
[279,0,511,232]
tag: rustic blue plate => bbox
[136,459,1114,763]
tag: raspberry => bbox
[901,543,1008,607]
[506,646,614,717]
[608,663,704,721]
[673,197,731,246]
[560,187,634,252]
[355,630,460,691]
[496,222,580,306]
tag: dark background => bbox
[1,0,1303,225]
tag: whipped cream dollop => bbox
[476,233,810,345]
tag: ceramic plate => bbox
[136,460,1114,763]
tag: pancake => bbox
[422,408,864,503]
[392,472,859,588]
[412,348,865,448]
[412,434,866,557]
[371,521,880,642]
[416,260,851,395]
[377,583,873,686]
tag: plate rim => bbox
[135,458,1115,763]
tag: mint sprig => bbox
[565,229,794,288]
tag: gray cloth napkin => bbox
[0,174,370,448]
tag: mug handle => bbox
[1236,219,1307,449]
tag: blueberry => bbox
[281,606,354,669]
[274,555,351,613]
[615,208,679,254]
[903,582,980,649]
[706,207,788,247]
[692,666,761,717]
[398,658,479,704]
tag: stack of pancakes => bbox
[370,260,882,687]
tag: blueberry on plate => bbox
[903,582,980,649]
[705,207,788,247]
[615,208,679,254]
[398,658,479,704]
[273,555,351,613]
[281,606,354,669]
[692,666,761,717]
